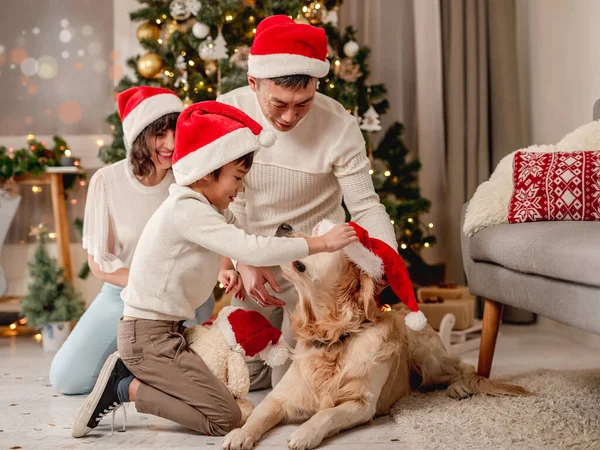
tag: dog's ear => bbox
[337,261,377,322]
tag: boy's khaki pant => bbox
[117,318,241,436]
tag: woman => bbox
[50,87,214,395]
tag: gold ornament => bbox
[337,58,363,82]
[303,1,328,25]
[205,60,217,76]
[136,23,160,42]
[137,52,163,78]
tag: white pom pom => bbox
[258,129,276,147]
[259,341,289,367]
[405,311,427,331]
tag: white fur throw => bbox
[463,120,600,236]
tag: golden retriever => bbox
[222,224,527,450]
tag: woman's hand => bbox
[218,269,245,300]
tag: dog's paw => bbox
[287,426,322,450]
[447,380,473,399]
[222,428,256,450]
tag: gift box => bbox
[415,284,476,331]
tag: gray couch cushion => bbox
[470,221,600,287]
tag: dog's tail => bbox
[451,363,531,397]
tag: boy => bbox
[72,101,357,438]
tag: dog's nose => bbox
[276,223,293,237]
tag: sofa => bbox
[461,103,600,378]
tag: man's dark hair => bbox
[261,74,314,90]
[129,112,179,179]
[210,152,255,180]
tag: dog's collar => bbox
[309,333,351,349]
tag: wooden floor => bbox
[2,323,600,450]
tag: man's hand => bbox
[237,264,286,307]
[218,269,245,300]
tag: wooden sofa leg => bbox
[477,298,504,378]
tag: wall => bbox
[516,0,600,146]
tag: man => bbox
[218,15,397,389]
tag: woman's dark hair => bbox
[129,112,180,179]
[210,152,255,180]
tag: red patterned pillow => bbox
[508,150,600,223]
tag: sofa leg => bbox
[477,298,504,378]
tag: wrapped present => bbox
[415,284,476,330]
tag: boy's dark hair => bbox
[259,74,314,90]
[210,152,255,180]
[129,112,180,179]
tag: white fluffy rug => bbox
[392,370,600,449]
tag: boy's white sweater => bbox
[121,184,309,321]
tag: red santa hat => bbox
[215,306,290,367]
[117,86,184,152]
[248,15,329,79]
[172,101,276,186]
[317,219,427,331]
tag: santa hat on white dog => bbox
[215,306,289,367]
[248,15,330,79]
[172,101,276,186]
[318,220,427,331]
[118,86,184,152]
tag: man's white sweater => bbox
[218,86,397,250]
[121,184,309,321]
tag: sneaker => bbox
[71,351,131,438]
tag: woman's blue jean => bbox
[49,283,215,395]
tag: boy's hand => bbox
[218,269,245,300]
[307,223,358,255]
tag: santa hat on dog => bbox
[248,15,329,79]
[215,306,289,367]
[117,86,184,152]
[172,101,276,186]
[318,220,427,331]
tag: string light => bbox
[225,15,233,21]
[400,243,407,250]
[158,39,163,44]
[188,60,195,66]
[219,283,224,288]
[31,186,42,193]
[74,160,80,167]
[335,60,340,67]
[302,5,309,12]
[161,14,167,19]
[407,218,414,223]
[79,180,86,187]
[207,87,214,92]
[96,139,104,146]
[41,141,46,146]
[424,242,430,248]
[390,220,394,224]
[26,134,36,141]
[329,83,334,89]
[34,333,42,342]
[9,323,17,330]
[19,318,27,325]
[64,149,72,157]
[428,223,434,228]
[30,145,36,150]
[252,28,257,33]
[249,15,255,23]
[48,232,57,239]
[156,19,161,24]
[181,51,186,56]
[71,199,78,205]
[384,170,391,177]
[369,169,374,175]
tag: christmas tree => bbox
[20,224,85,329]
[99,0,437,279]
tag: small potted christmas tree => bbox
[20,224,84,352]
